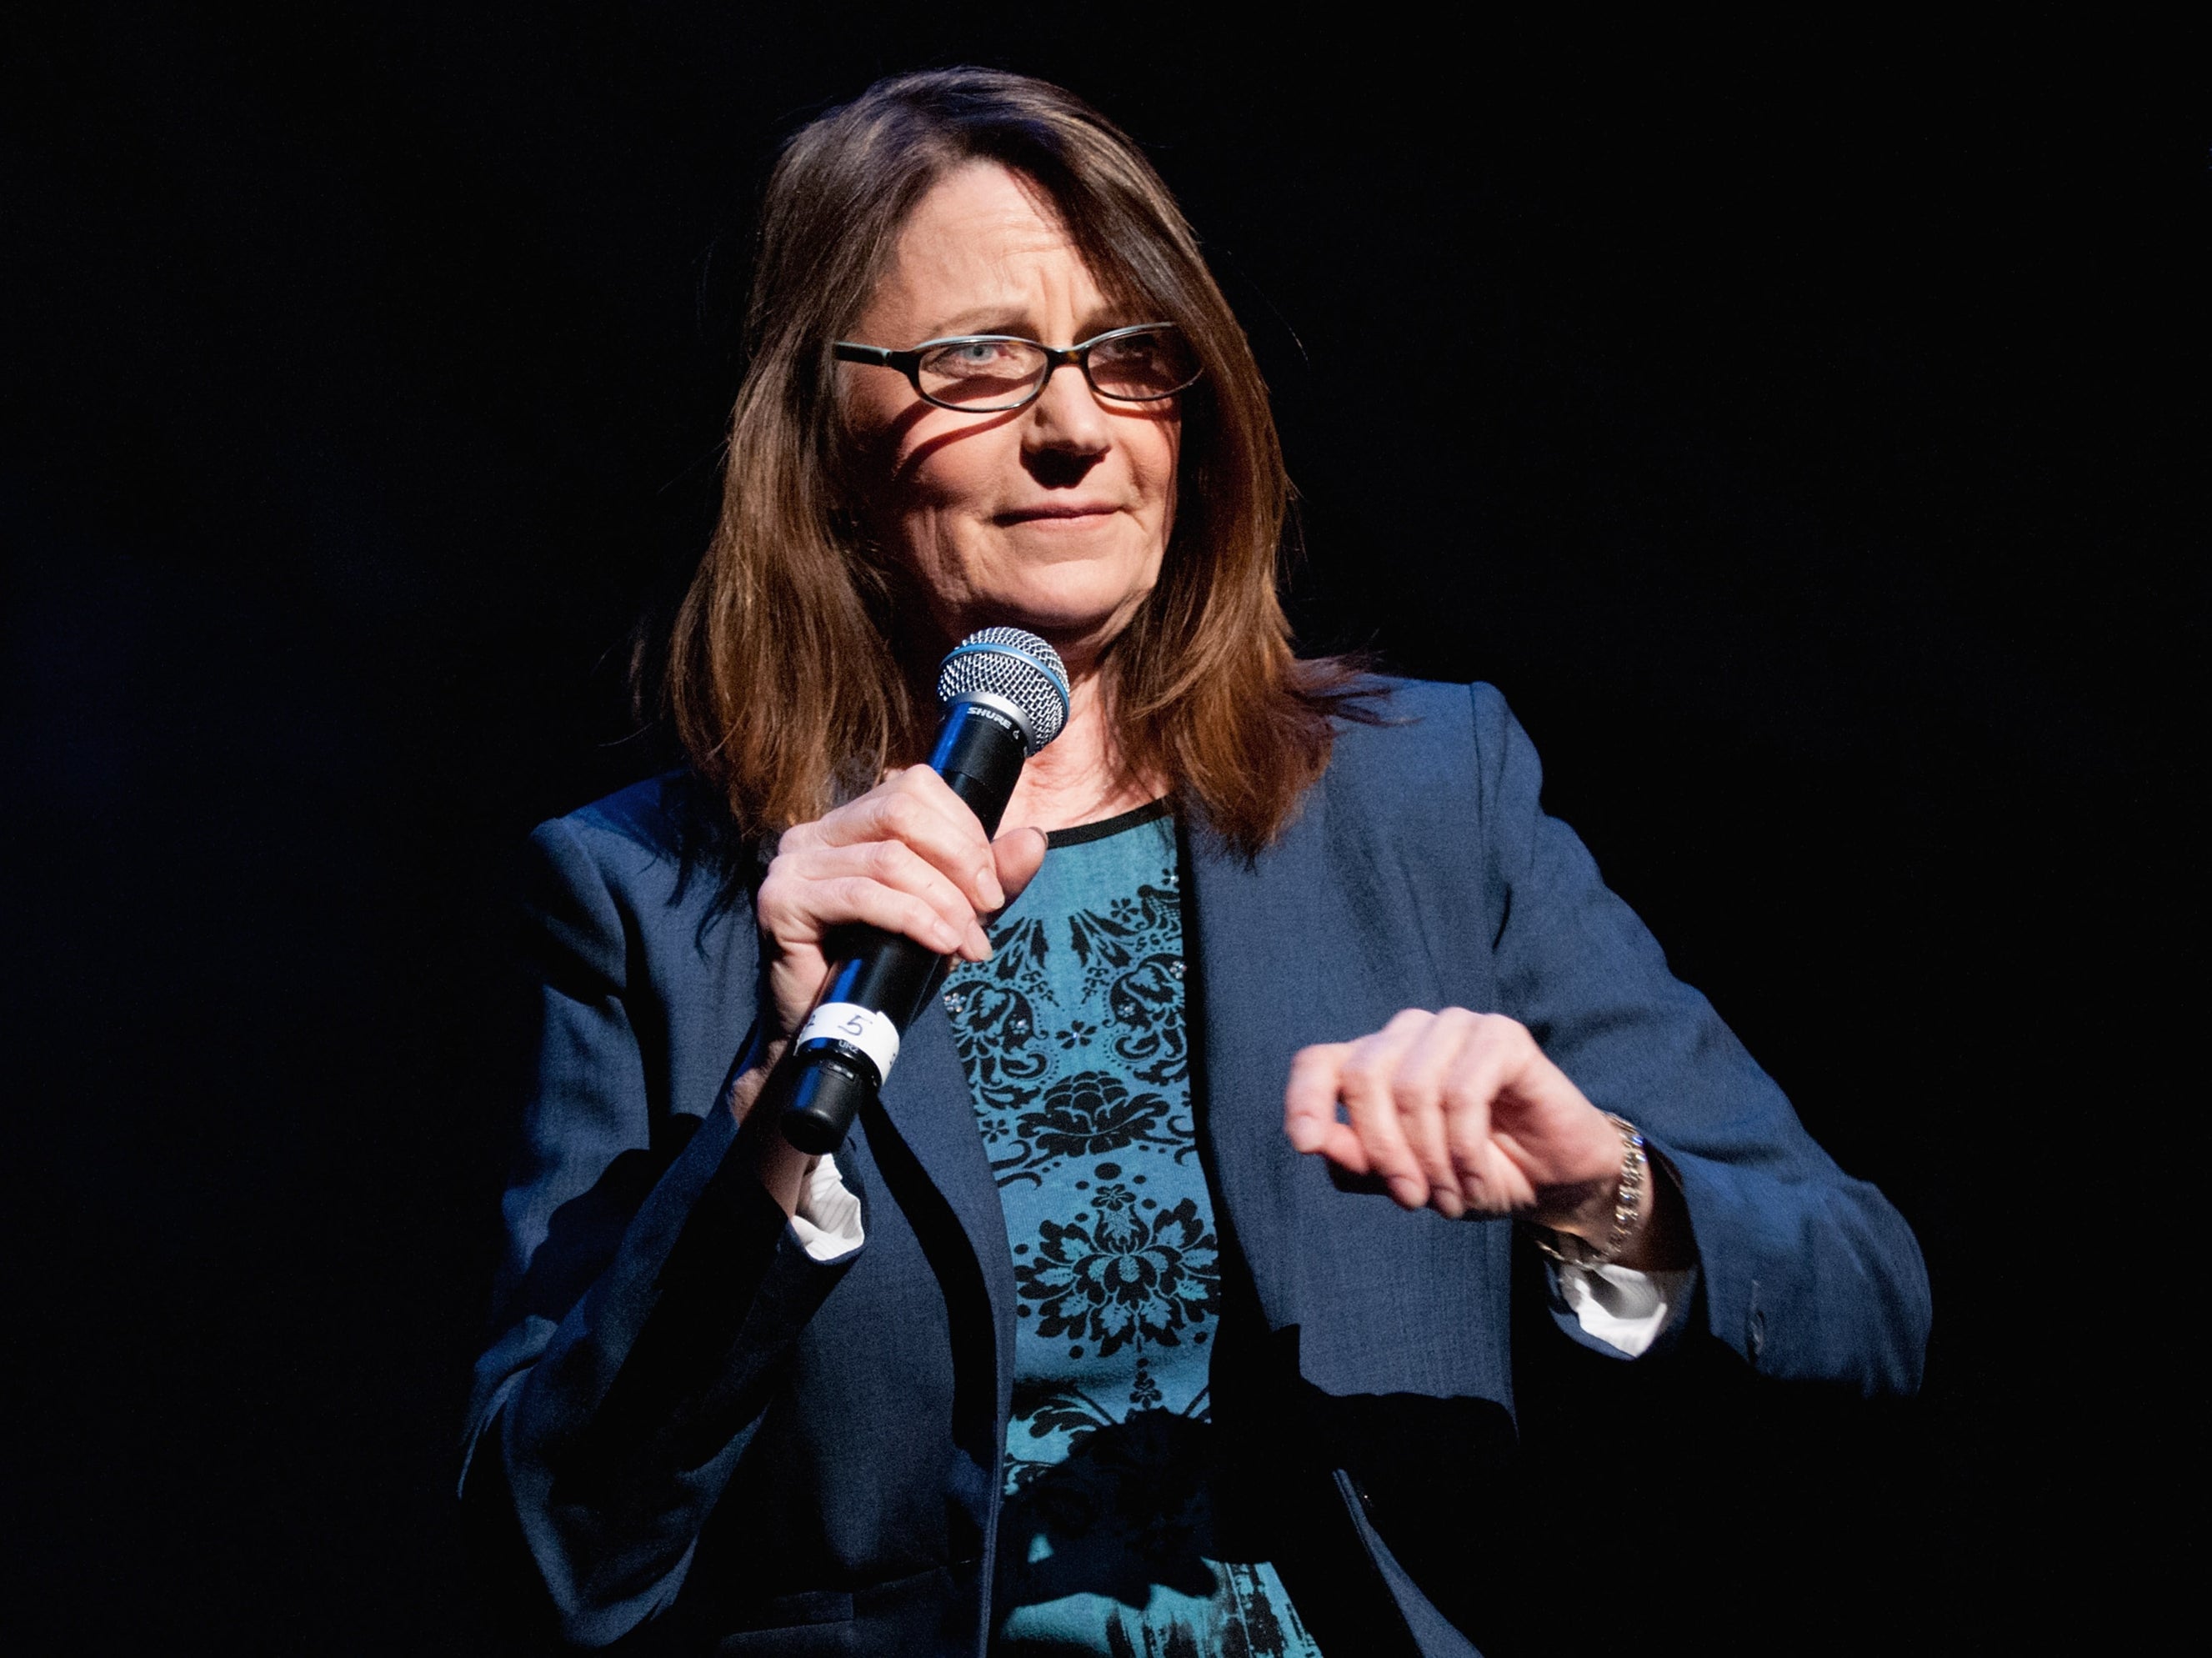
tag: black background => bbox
[5,6,2202,1652]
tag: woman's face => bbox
[841,162,1182,671]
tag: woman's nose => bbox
[1021,359,1111,459]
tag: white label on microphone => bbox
[795,1002,901,1084]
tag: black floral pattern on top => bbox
[943,823,1219,1440]
[947,882,1189,1110]
[940,814,1319,1656]
[1008,1074,1189,1179]
[1018,1179,1215,1358]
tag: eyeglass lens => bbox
[915,328,1197,409]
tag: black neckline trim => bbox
[1043,799,1173,849]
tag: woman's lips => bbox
[995,503,1122,524]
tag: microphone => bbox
[774,626,1071,1155]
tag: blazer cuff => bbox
[1652,1130,1931,1391]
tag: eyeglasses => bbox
[832,323,1201,413]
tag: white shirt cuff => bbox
[788,1155,865,1263]
[1551,1260,1698,1357]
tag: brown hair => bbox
[666,68,1372,854]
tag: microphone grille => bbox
[935,627,1071,757]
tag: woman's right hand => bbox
[753,766,1050,1042]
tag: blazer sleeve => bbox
[1472,684,1931,1394]
[460,817,861,1647]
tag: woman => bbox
[463,69,1929,1655]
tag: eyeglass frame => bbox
[831,322,1201,413]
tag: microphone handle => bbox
[774,703,1027,1155]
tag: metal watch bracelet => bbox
[1530,1112,1648,1269]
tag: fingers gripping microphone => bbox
[775,627,1071,1155]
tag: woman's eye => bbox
[1095,336,1161,369]
[943,341,1017,370]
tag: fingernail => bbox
[1389,1177,1425,1208]
[978,865,1005,909]
[1287,1123,1317,1152]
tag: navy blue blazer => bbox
[463,679,1929,1655]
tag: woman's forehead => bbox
[863,163,1110,337]
[907,161,1068,251]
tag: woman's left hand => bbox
[1285,1008,1673,1261]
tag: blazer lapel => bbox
[1182,786,1512,1403]
[1181,794,1411,1339]
[873,994,1020,1425]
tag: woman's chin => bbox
[904,530,1163,660]
[940,561,1156,651]
[961,588,1146,654]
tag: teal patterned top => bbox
[940,804,1324,1658]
